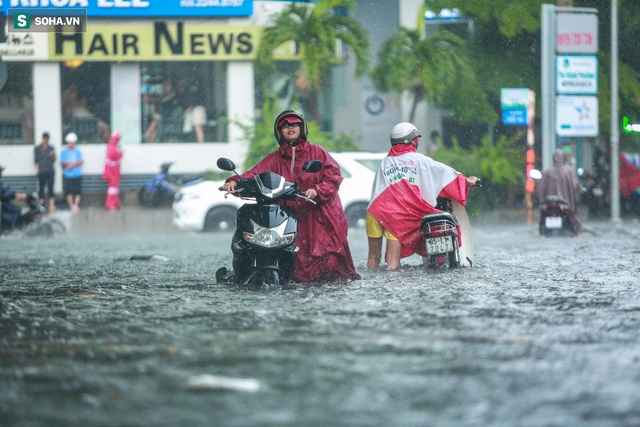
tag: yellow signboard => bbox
[48,22,300,61]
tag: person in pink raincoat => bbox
[366,122,478,270]
[103,131,124,211]
[222,110,361,284]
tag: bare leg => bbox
[385,240,402,270]
[367,237,383,269]
[66,194,74,212]
[194,125,205,143]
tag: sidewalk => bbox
[68,206,179,235]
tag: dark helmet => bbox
[273,109,308,146]
[390,122,421,146]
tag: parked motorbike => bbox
[214,157,322,289]
[139,162,204,208]
[1,192,67,237]
[538,195,577,237]
[579,168,609,219]
[420,194,476,270]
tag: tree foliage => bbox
[237,98,359,171]
[371,27,497,125]
[431,132,526,212]
[428,0,640,151]
[255,0,369,121]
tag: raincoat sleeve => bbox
[306,149,343,204]
[223,152,280,184]
[438,174,470,205]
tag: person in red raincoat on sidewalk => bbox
[222,110,361,283]
[103,130,123,211]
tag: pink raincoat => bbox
[103,131,123,210]
[225,140,361,283]
[368,144,470,259]
[619,154,640,199]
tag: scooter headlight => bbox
[243,219,295,248]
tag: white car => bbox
[172,151,386,232]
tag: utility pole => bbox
[610,0,620,221]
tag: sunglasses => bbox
[279,122,302,129]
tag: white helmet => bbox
[65,132,78,143]
[390,122,421,146]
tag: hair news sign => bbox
[48,22,301,61]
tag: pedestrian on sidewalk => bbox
[103,130,124,211]
[34,131,57,212]
[60,132,83,214]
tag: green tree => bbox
[371,27,497,124]
[428,0,640,152]
[238,97,359,170]
[255,0,369,122]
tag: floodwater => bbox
[1,216,640,427]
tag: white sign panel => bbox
[0,21,49,61]
[556,13,598,54]
[556,95,598,136]
[556,55,598,94]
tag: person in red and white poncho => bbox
[366,122,478,270]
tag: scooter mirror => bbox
[302,160,322,173]
[217,158,236,172]
[529,169,542,180]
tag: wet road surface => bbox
[1,217,639,426]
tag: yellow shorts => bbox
[365,212,398,241]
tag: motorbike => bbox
[578,168,609,219]
[139,162,205,208]
[420,195,476,270]
[1,192,67,237]
[214,157,322,289]
[538,195,577,237]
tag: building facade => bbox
[0,0,426,190]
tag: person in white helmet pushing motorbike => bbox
[366,122,478,270]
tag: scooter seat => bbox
[420,211,458,227]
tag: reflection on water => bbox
[1,221,640,426]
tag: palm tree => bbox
[371,27,496,125]
[255,0,369,122]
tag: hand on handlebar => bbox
[466,176,481,188]
[221,181,237,192]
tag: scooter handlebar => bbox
[296,193,317,205]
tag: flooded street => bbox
[1,214,640,427]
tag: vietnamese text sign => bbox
[556,95,598,136]
[556,55,597,94]
[556,13,598,54]
[501,88,534,126]
[0,0,253,18]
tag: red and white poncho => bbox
[367,144,470,258]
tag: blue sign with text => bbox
[1,1,253,18]
[502,108,527,126]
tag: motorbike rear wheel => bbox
[139,188,164,208]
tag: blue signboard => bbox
[1,1,253,18]
[502,108,527,126]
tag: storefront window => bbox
[0,62,33,146]
[60,62,111,144]
[140,61,227,144]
